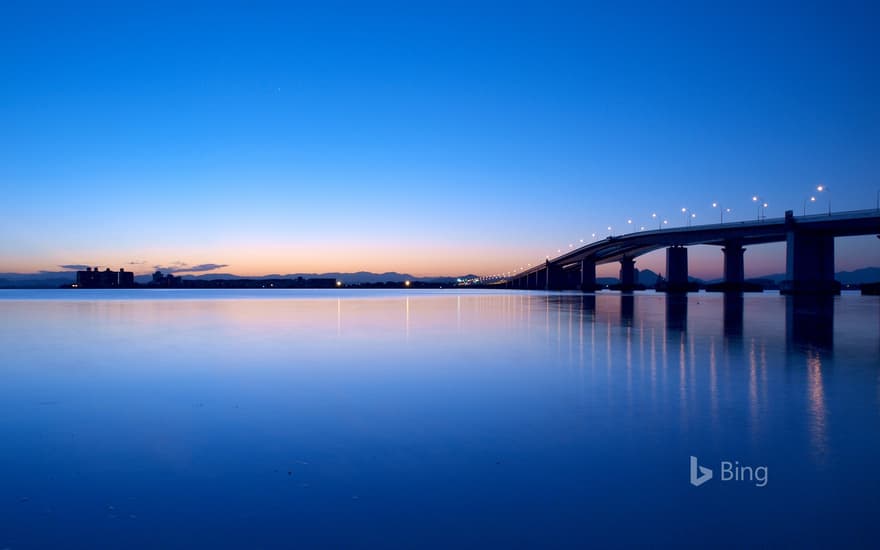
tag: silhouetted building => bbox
[150,271,181,288]
[75,267,135,288]
[119,269,134,287]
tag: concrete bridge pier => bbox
[580,259,597,291]
[546,264,565,290]
[564,266,580,290]
[619,256,637,290]
[664,246,690,292]
[781,225,840,294]
[537,268,547,290]
[723,241,745,285]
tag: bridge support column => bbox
[547,264,565,290]
[537,268,547,290]
[722,241,745,286]
[781,228,839,295]
[619,257,636,290]
[665,246,690,292]
[564,267,580,290]
[580,259,597,291]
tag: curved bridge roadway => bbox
[505,208,880,294]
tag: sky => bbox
[1,1,878,279]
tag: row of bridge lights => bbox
[474,186,837,283]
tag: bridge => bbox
[503,209,880,294]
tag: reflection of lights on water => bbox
[807,351,828,463]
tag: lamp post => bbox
[816,184,829,215]
[681,207,688,226]
[802,195,816,216]
[752,196,768,221]
[712,202,730,223]
[652,212,660,229]
[689,212,696,227]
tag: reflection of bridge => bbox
[505,209,880,294]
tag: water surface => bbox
[1,289,878,547]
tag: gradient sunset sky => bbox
[2,1,878,279]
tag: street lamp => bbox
[689,212,696,227]
[803,195,816,215]
[752,196,768,221]
[816,184,829,214]
[711,202,731,223]
[652,212,660,229]
[681,207,688,226]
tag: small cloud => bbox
[128,260,146,265]
[153,262,228,274]
[185,263,229,272]
[59,264,91,270]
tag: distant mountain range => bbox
[1,267,878,289]
[0,270,476,288]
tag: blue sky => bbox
[1,1,878,277]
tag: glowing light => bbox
[404,280,411,287]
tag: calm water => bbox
[1,289,878,548]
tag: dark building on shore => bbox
[151,270,181,288]
[75,267,135,288]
